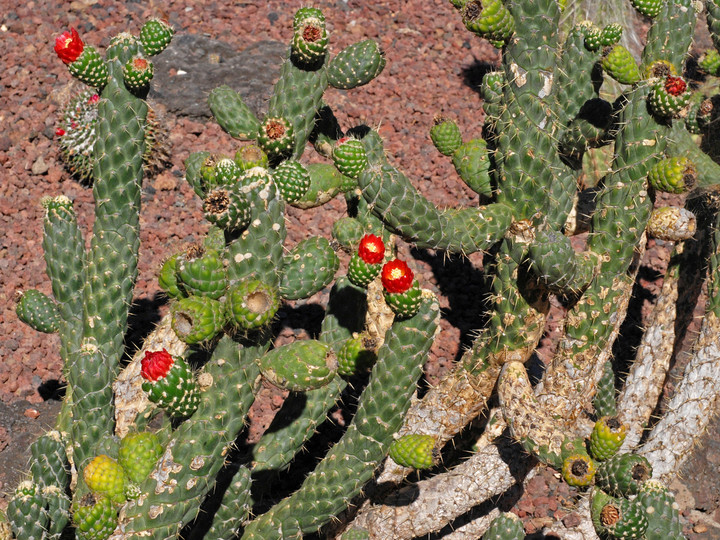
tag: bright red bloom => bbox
[88,94,100,104]
[381,259,414,294]
[358,234,385,264]
[141,349,174,381]
[55,128,65,137]
[54,28,84,64]
[664,76,687,96]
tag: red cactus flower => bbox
[54,28,84,64]
[664,76,687,97]
[55,128,66,137]
[88,94,100,104]
[358,234,385,264]
[381,259,414,294]
[132,57,149,71]
[141,349,174,382]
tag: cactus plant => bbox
[10,1,720,539]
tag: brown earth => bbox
[1,0,720,538]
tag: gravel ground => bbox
[1,0,720,537]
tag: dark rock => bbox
[150,34,286,120]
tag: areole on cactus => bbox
[8,1,720,539]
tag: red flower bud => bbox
[55,128,66,137]
[664,76,687,97]
[88,94,100,104]
[141,349,174,382]
[358,234,385,264]
[54,28,84,64]
[381,259,414,294]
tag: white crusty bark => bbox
[639,311,720,480]
[617,257,678,449]
[344,435,537,539]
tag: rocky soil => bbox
[1,0,720,538]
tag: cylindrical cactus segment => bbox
[647,156,696,194]
[388,434,439,469]
[242,293,439,538]
[279,235,339,300]
[600,44,641,84]
[226,279,280,330]
[118,431,163,485]
[16,289,61,334]
[139,18,174,56]
[175,246,228,299]
[452,138,493,197]
[461,0,515,44]
[291,7,329,68]
[595,453,653,497]
[528,229,599,294]
[636,480,684,540]
[6,480,49,540]
[170,295,227,345]
[258,339,338,392]
[82,455,127,505]
[327,39,386,90]
[29,431,69,491]
[72,492,116,540]
[481,512,525,540]
[591,489,648,540]
[272,159,312,203]
[589,416,627,461]
[594,359,618,418]
[208,85,262,140]
[42,484,71,539]
[430,117,463,157]
[157,253,184,299]
[358,161,512,254]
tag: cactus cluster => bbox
[8,0,720,539]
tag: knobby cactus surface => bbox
[6,1,720,539]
